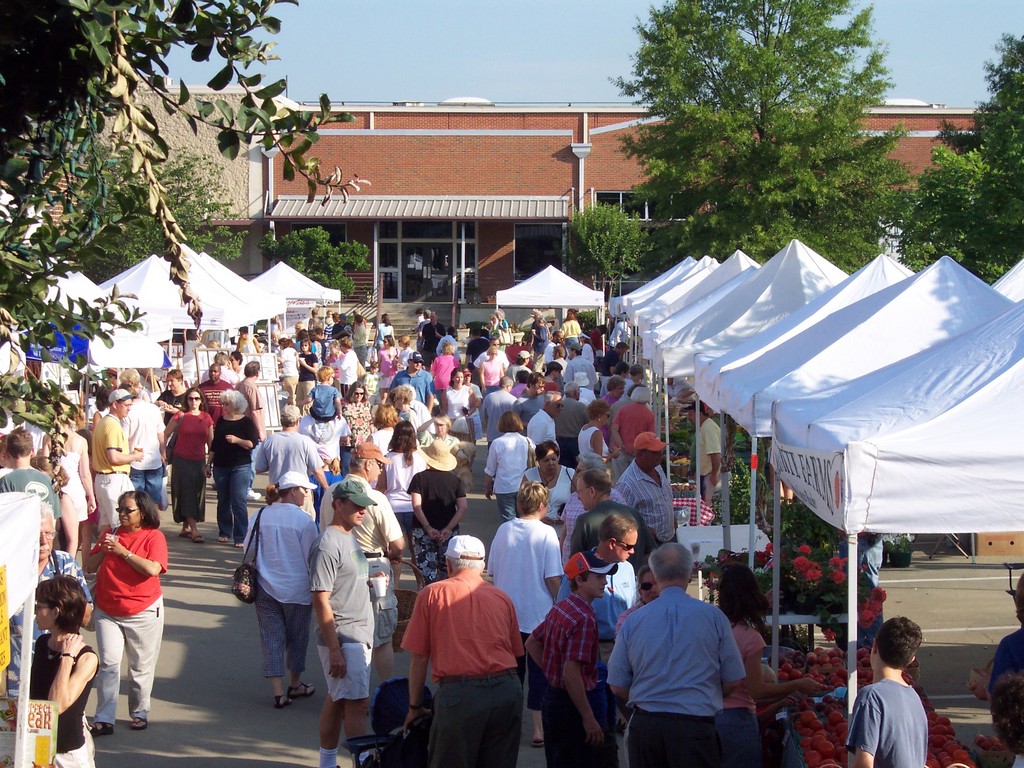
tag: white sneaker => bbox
[247,489,262,500]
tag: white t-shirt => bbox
[298,414,351,462]
[122,400,165,470]
[339,350,359,386]
[370,428,394,455]
[384,451,427,515]
[279,347,299,378]
[485,432,532,494]
[526,408,556,446]
[489,518,563,633]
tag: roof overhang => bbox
[270,195,570,220]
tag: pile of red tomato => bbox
[782,647,975,768]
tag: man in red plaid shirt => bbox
[526,550,617,767]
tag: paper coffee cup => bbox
[370,573,388,598]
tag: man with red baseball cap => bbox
[527,550,618,764]
[615,432,675,544]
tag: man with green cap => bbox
[310,478,376,768]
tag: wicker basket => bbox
[392,558,425,651]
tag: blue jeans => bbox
[495,492,518,522]
[214,464,251,544]
[715,707,761,768]
[542,686,609,767]
[130,467,164,507]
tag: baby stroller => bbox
[345,677,433,768]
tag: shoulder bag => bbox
[231,508,264,604]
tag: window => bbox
[514,224,563,283]
[292,222,347,244]
[594,191,655,221]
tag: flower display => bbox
[701,541,885,636]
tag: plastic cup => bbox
[370,573,388,598]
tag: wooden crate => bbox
[979,532,1024,556]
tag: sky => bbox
[165,0,1024,108]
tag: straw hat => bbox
[419,439,458,471]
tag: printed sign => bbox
[771,441,846,529]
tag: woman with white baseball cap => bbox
[242,471,320,709]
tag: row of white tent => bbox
[616,239,1024,536]
[47,246,341,368]
[615,240,1024,708]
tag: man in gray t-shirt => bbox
[255,405,328,515]
[310,478,375,767]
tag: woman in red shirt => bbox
[164,387,214,542]
[85,490,169,735]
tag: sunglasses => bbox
[640,581,654,591]
[613,539,637,552]
[353,391,365,395]
[117,506,140,516]
[187,396,202,401]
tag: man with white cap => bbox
[572,371,596,405]
[527,550,619,764]
[563,338,597,392]
[402,534,524,768]
[507,349,533,383]
[93,389,145,539]
[311,478,376,768]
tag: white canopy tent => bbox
[641,252,761,359]
[633,256,719,334]
[994,256,1024,302]
[495,265,603,308]
[653,240,848,378]
[610,257,695,317]
[101,247,285,330]
[44,271,173,364]
[772,295,1024,535]
[249,261,342,303]
[623,257,711,320]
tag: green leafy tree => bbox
[0,0,362,442]
[568,204,649,297]
[261,228,370,299]
[617,0,908,270]
[82,151,245,282]
[897,35,1024,282]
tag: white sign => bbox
[286,301,317,337]
[771,441,846,529]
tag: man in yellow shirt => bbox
[93,389,144,539]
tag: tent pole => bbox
[846,533,859,717]
[748,435,758,568]
[771,473,782,672]
[663,377,672,488]
[721,410,730,551]
[694,395,702,518]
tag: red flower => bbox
[858,609,876,628]
[868,599,884,614]
[797,544,812,555]
[805,567,823,582]
[830,570,846,585]
[871,587,887,603]
[822,628,837,642]
[792,556,812,573]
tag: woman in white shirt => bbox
[488,481,562,747]
[484,410,533,522]
[369,403,400,455]
[337,336,360,397]
[278,337,300,407]
[523,440,575,524]
[379,420,426,541]
[577,398,618,461]
[375,313,394,353]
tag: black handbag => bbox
[231,508,264,603]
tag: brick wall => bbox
[477,223,515,299]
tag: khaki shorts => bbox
[317,642,371,702]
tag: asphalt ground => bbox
[83,451,1011,768]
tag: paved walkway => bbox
[85,457,1004,767]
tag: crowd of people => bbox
[0,305,986,768]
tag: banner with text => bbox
[771,441,846,530]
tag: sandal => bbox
[178,530,193,539]
[191,536,205,544]
[217,536,230,543]
[274,694,292,709]
[89,721,114,737]
[129,718,148,731]
[287,682,315,698]
[234,542,244,548]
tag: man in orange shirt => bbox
[402,535,524,768]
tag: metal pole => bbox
[721,410,730,551]
[771,473,782,672]
[748,436,758,568]
[847,533,859,717]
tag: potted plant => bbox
[884,534,914,568]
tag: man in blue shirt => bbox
[608,543,744,768]
[390,353,435,412]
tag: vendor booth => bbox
[495,265,603,308]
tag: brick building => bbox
[214,95,975,306]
